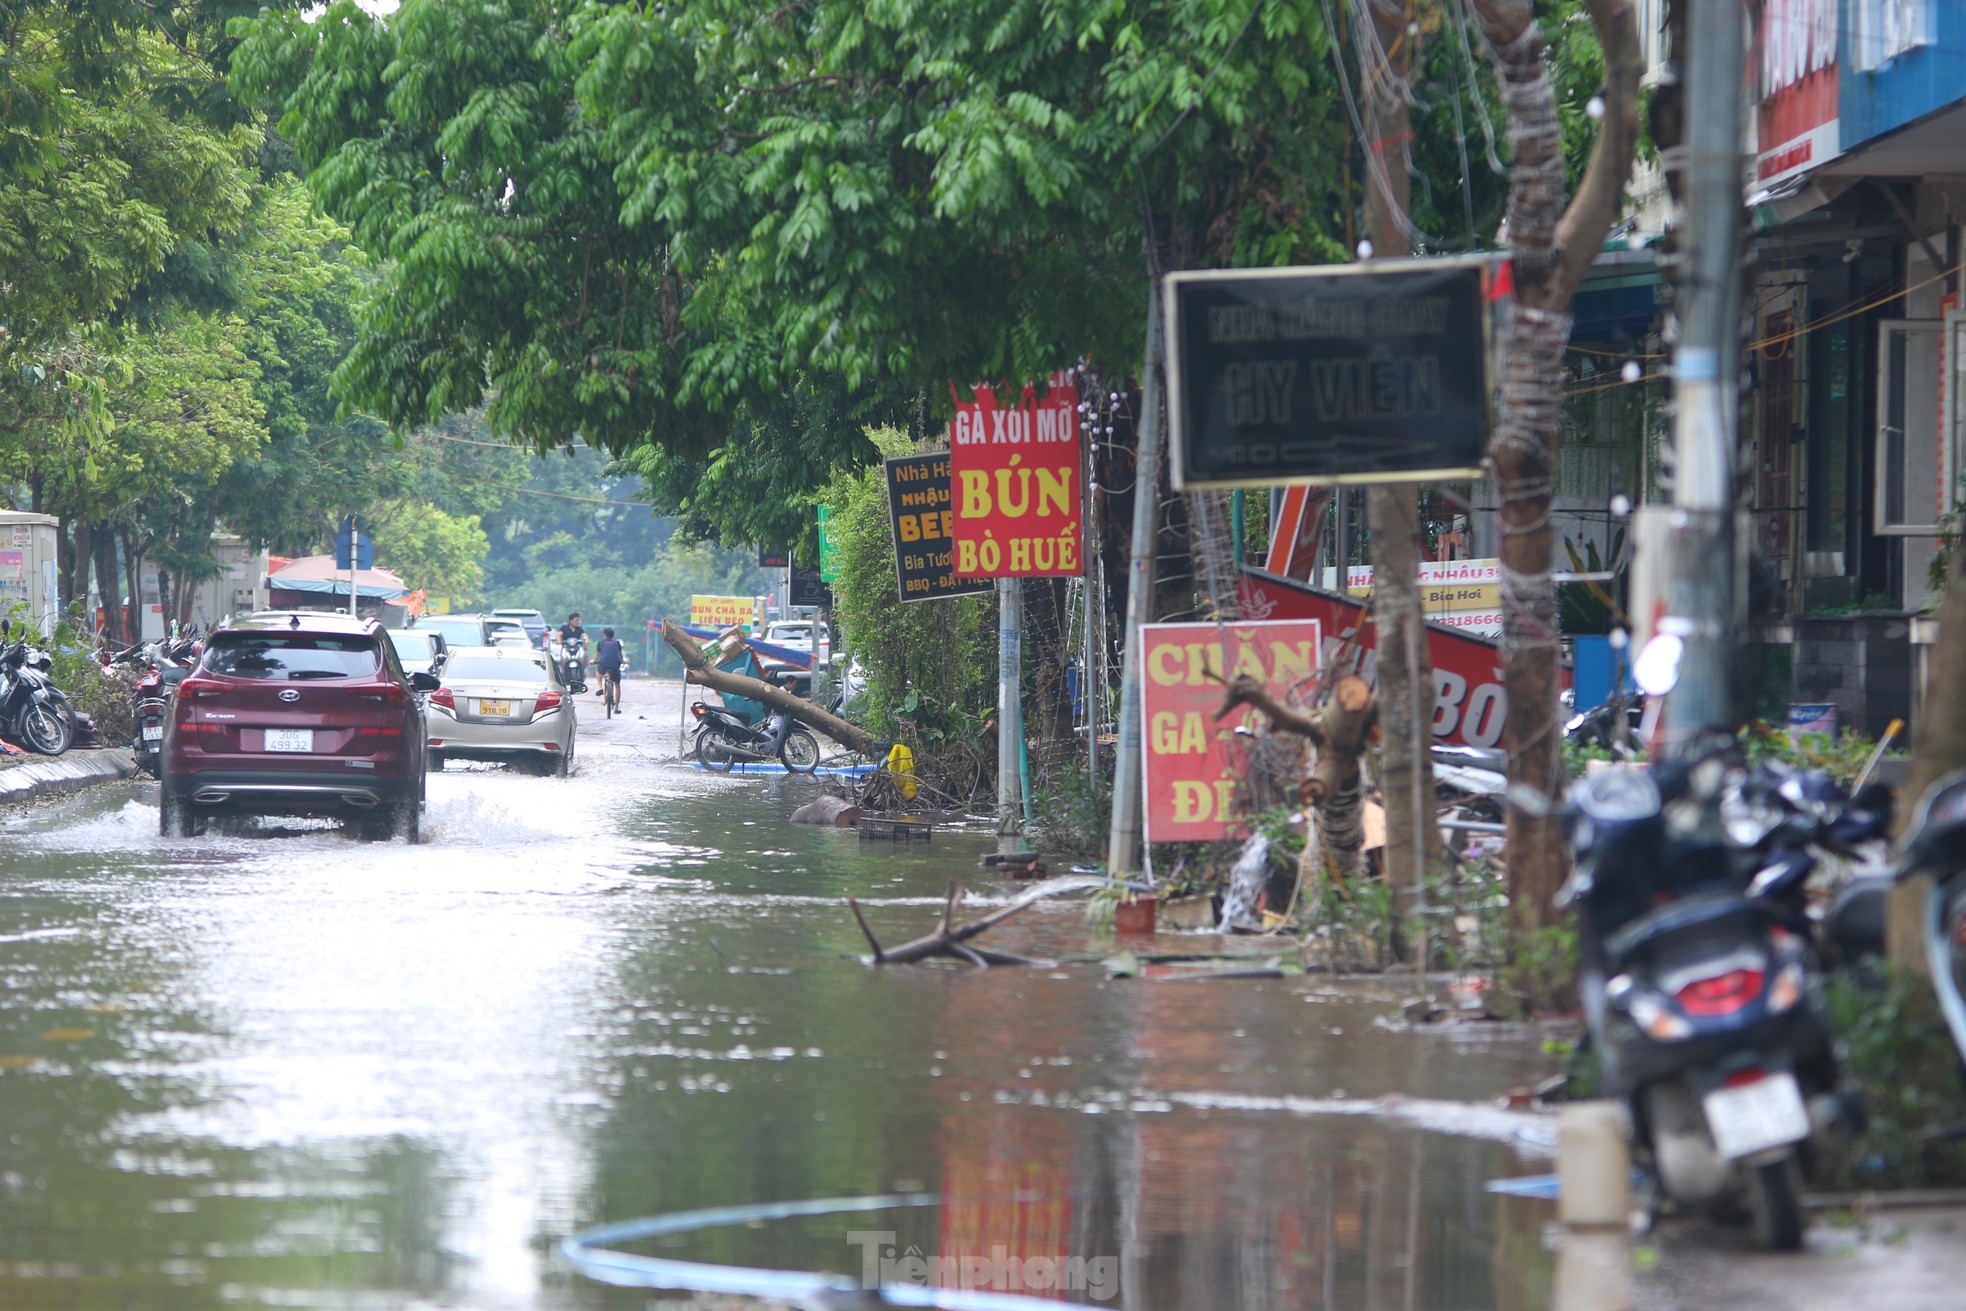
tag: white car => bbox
[424,646,577,775]
[763,619,829,665]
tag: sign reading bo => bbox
[949,374,1083,577]
[1164,257,1492,489]
[1141,619,1322,843]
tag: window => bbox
[442,656,548,684]
[1874,319,1942,535]
[204,635,380,681]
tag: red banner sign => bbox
[948,375,1082,577]
[1237,566,1572,749]
[1141,619,1323,843]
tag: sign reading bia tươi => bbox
[884,453,993,603]
[1140,619,1323,843]
[948,374,1084,577]
[1163,257,1492,489]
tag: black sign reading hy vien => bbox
[1165,257,1492,489]
[884,453,992,603]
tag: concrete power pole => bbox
[1662,0,1748,738]
[1106,289,1166,877]
[997,575,1027,854]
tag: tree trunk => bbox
[660,619,881,754]
[68,520,93,614]
[1218,671,1376,882]
[95,532,123,642]
[1892,532,1966,975]
[1358,0,1443,914]
[1472,0,1642,943]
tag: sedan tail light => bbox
[429,688,456,710]
[1676,967,1765,1017]
[533,691,563,716]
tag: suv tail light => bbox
[176,677,226,701]
[1676,968,1765,1017]
[533,691,563,716]
[356,682,408,704]
[429,688,455,710]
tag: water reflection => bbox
[1,747,1559,1309]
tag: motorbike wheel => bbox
[780,727,820,774]
[21,702,71,755]
[1747,1156,1805,1251]
[695,727,738,772]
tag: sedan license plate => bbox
[478,699,512,716]
[141,723,164,741]
[264,728,315,753]
[1703,1073,1810,1160]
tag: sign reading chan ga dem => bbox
[1164,256,1494,490]
[884,452,993,603]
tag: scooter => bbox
[1563,742,1858,1250]
[0,633,74,755]
[688,701,820,774]
[557,639,588,694]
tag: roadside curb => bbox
[0,748,138,807]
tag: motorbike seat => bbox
[1602,892,1788,973]
[1822,874,1891,964]
[161,666,188,686]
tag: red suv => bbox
[159,612,437,841]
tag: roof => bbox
[267,554,410,600]
[220,611,383,637]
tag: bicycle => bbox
[600,667,621,718]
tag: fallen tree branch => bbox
[661,619,881,754]
[846,880,1062,967]
[1218,671,1375,880]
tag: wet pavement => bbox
[0,678,1565,1310]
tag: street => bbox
[1,681,1561,1311]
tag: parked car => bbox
[414,613,491,651]
[159,611,436,841]
[490,608,549,648]
[764,619,829,665]
[386,627,449,679]
[424,645,577,775]
[484,616,533,649]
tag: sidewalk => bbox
[1635,1202,1966,1310]
[0,748,137,806]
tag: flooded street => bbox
[0,681,1559,1310]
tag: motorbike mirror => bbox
[1632,632,1684,697]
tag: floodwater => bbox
[0,683,1560,1310]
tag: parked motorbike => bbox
[124,640,196,778]
[557,639,588,694]
[1562,741,1861,1250]
[688,701,819,774]
[0,632,74,755]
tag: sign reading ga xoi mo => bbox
[1140,619,1323,843]
[948,373,1084,578]
[1164,256,1494,490]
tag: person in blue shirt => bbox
[594,627,625,703]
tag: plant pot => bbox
[1113,895,1158,936]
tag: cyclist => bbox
[557,612,588,689]
[594,627,624,704]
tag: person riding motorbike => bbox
[557,613,588,690]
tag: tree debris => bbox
[661,619,880,754]
[846,881,1059,968]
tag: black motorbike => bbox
[0,632,74,755]
[1563,744,1858,1250]
[688,701,819,774]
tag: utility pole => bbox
[1357,0,1444,933]
[1662,0,1747,738]
[997,576,1027,854]
[1106,288,1166,876]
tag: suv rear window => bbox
[205,635,381,681]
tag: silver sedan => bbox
[424,646,576,775]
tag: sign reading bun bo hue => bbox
[949,374,1083,578]
[1141,619,1322,843]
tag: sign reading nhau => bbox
[948,374,1083,578]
